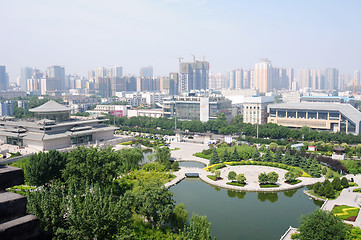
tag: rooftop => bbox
[268,102,361,124]
[29,100,70,113]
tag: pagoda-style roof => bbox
[333,146,345,152]
[29,100,70,113]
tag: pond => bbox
[178,161,206,168]
[171,178,322,240]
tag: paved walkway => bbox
[167,141,324,192]
[170,142,210,165]
[322,174,361,227]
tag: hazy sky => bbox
[1,0,361,82]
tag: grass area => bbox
[119,141,133,145]
[350,182,359,187]
[170,148,180,151]
[285,179,302,185]
[332,205,360,221]
[204,163,226,172]
[307,190,327,200]
[193,152,211,160]
[353,188,361,193]
[6,185,36,196]
[226,181,245,187]
[124,170,176,185]
[207,175,222,181]
[260,183,279,188]
[207,175,216,181]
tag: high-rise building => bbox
[179,61,209,93]
[309,69,324,90]
[168,72,179,96]
[46,66,65,91]
[325,68,339,91]
[354,70,360,86]
[140,66,153,78]
[0,66,8,91]
[19,67,34,91]
[110,66,123,77]
[254,59,272,93]
[297,68,310,89]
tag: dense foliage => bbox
[17,146,213,239]
[294,209,348,240]
[311,177,349,199]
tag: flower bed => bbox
[332,205,360,221]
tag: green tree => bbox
[258,172,268,184]
[252,149,261,161]
[67,186,132,239]
[125,182,175,227]
[214,170,221,179]
[62,146,120,192]
[228,171,237,181]
[262,149,273,162]
[231,147,240,161]
[223,148,231,162]
[267,172,279,184]
[324,184,335,198]
[210,148,220,164]
[295,209,348,240]
[282,150,292,165]
[171,161,180,171]
[331,177,343,191]
[285,171,297,183]
[236,173,246,184]
[170,203,189,229]
[312,182,322,195]
[25,150,67,186]
[155,147,171,165]
[273,148,283,163]
[269,142,278,149]
[341,177,349,188]
[186,214,212,240]
[26,182,68,238]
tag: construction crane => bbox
[169,56,183,63]
[191,54,206,62]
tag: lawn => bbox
[207,175,222,181]
[260,183,279,188]
[332,205,360,221]
[353,188,361,193]
[226,181,245,187]
[285,180,302,185]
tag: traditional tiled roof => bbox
[29,100,70,113]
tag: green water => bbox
[178,161,206,168]
[171,178,322,240]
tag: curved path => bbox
[168,141,324,192]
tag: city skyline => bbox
[1,0,361,82]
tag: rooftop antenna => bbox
[192,54,196,62]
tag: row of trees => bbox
[209,146,322,178]
[227,171,246,184]
[258,172,279,185]
[254,149,322,178]
[312,177,349,199]
[24,147,144,188]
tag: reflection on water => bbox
[171,178,322,240]
[178,161,206,168]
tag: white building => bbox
[242,96,274,124]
